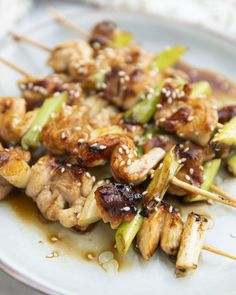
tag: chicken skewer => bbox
[108,147,236,258]
[0,56,83,104]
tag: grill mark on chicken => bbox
[156,81,218,146]
[26,155,95,228]
[95,182,142,228]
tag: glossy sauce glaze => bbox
[4,191,134,271]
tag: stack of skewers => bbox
[0,8,236,275]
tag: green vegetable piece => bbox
[124,81,165,124]
[21,92,68,150]
[115,206,143,256]
[212,117,236,147]
[110,31,133,47]
[227,154,236,176]
[78,181,103,227]
[145,145,182,205]
[153,46,187,71]
[190,81,212,98]
[183,159,221,202]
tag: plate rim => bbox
[0,7,236,295]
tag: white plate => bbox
[0,8,236,295]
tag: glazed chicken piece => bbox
[143,134,215,195]
[155,82,218,146]
[168,144,215,196]
[0,144,31,200]
[95,182,142,228]
[88,20,118,50]
[19,74,84,104]
[0,97,37,144]
[103,65,159,110]
[26,155,94,228]
[41,96,164,184]
[43,123,164,185]
[41,96,118,156]
[47,39,93,74]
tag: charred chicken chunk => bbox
[26,155,94,228]
[95,182,142,228]
[19,74,84,104]
[0,144,31,199]
[103,66,159,109]
[155,83,218,146]
[0,97,37,144]
[41,96,164,184]
[88,20,118,49]
[47,40,93,74]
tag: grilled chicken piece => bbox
[95,182,142,228]
[160,206,184,256]
[111,137,165,185]
[0,144,31,199]
[88,20,118,50]
[143,134,177,153]
[176,212,208,272]
[0,97,37,144]
[137,205,166,260]
[47,40,93,74]
[19,74,84,104]
[155,83,218,146]
[41,96,118,155]
[41,97,163,184]
[143,134,214,196]
[168,145,205,196]
[218,105,236,124]
[26,155,94,228]
[103,66,159,109]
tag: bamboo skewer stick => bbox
[10,32,51,52]
[171,177,236,208]
[203,244,236,261]
[210,184,236,203]
[48,7,88,38]
[0,56,33,78]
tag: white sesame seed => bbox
[184,147,189,152]
[86,172,91,178]
[61,131,66,140]
[122,206,130,211]
[60,167,65,173]
[142,190,148,195]
[185,175,191,181]
[120,160,125,166]
[189,168,194,175]
[78,138,85,143]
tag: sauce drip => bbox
[3,191,133,271]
